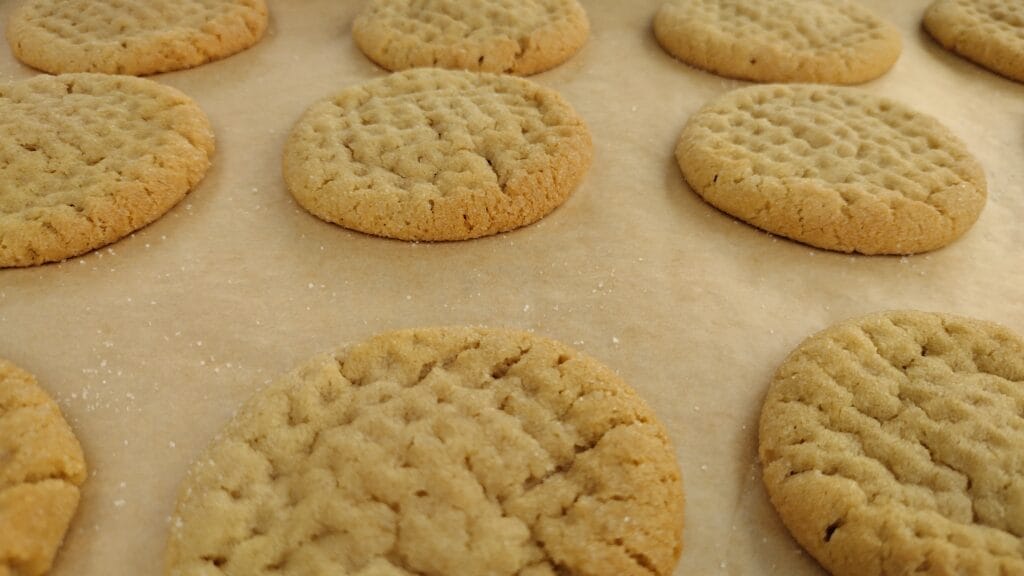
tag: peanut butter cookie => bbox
[0,73,215,267]
[166,328,685,576]
[7,0,268,75]
[760,311,1024,575]
[675,84,986,254]
[0,359,87,576]
[353,0,588,75]
[283,69,592,241]
[654,0,901,84]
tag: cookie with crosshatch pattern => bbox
[759,310,1024,575]
[675,84,986,254]
[0,73,214,267]
[353,0,589,75]
[0,359,87,576]
[924,0,1024,83]
[283,68,592,241]
[7,0,268,75]
[653,0,901,84]
[165,327,684,575]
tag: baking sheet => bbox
[1,1,1022,574]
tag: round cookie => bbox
[675,84,986,255]
[165,328,685,576]
[1,359,87,576]
[283,69,592,241]
[7,0,268,76]
[352,0,589,76]
[924,0,1024,83]
[653,0,902,84]
[0,73,215,267]
[759,311,1024,576]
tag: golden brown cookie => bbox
[653,0,902,84]
[0,73,215,267]
[352,0,589,75]
[283,68,592,241]
[7,0,269,76]
[165,327,685,576]
[675,84,986,255]
[759,311,1024,576]
[0,359,87,576]
[924,0,1024,83]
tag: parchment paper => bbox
[1,1,1022,574]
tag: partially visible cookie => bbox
[653,0,901,84]
[353,0,589,75]
[165,327,685,576]
[759,311,1024,576]
[0,359,87,576]
[0,73,215,267]
[675,84,986,255]
[283,68,592,241]
[7,0,268,76]
[924,0,1024,83]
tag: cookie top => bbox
[653,0,901,84]
[283,69,592,241]
[675,84,986,255]
[759,311,1024,576]
[0,359,87,576]
[924,0,1024,83]
[352,0,589,75]
[165,327,684,576]
[7,0,268,76]
[0,73,215,267]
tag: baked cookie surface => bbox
[0,359,87,576]
[353,0,589,75]
[759,311,1024,576]
[924,0,1024,83]
[165,327,684,576]
[7,0,268,76]
[0,73,215,267]
[675,84,986,255]
[653,0,901,84]
[283,69,592,241]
